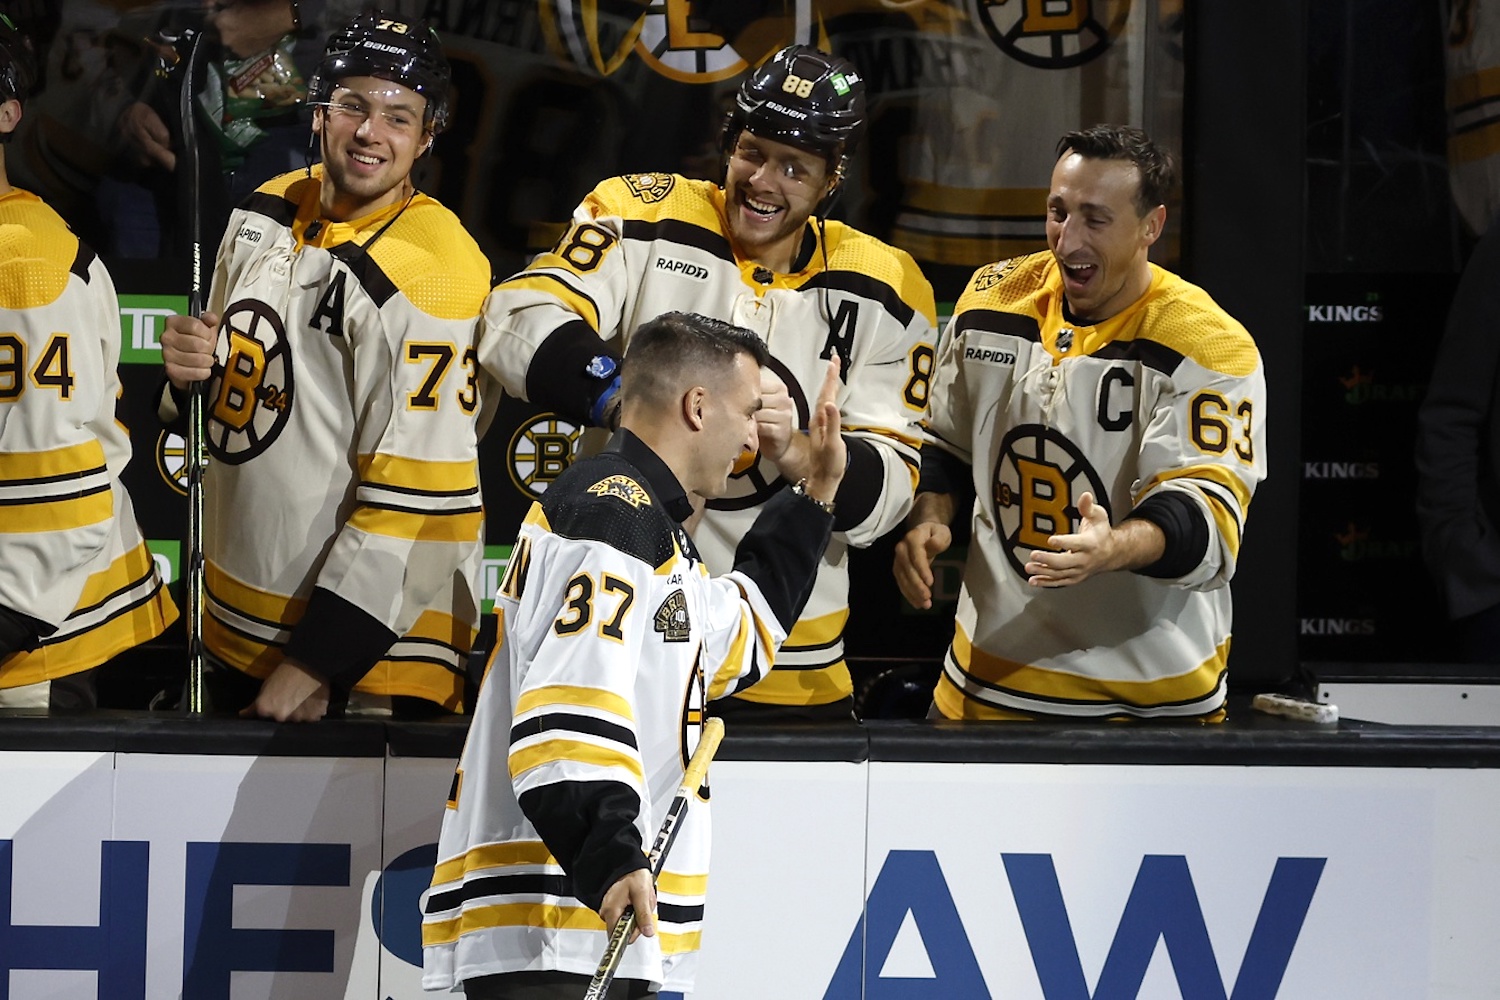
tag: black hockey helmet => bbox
[0,12,36,106]
[308,11,451,134]
[722,45,865,177]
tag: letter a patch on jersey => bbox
[310,270,348,338]
[654,589,691,642]
[588,475,652,507]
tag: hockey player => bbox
[895,125,1267,721]
[423,312,846,998]
[480,45,937,720]
[0,13,178,708]
[159,11,493,721]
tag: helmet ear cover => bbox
[0,11,37,107]
[307,12,452,135]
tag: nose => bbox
[1052,216,1081,255]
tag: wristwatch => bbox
[790,479,835,515]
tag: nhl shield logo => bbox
[654,589,691,642]
[624,173,676,204]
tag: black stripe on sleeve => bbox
[510,712,639,750]
[832,436,884,532]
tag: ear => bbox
[420,133,434,157]
[0,98,22,137]
[311,107,324,136]
[682,386,708,431]
[1143,204,1167,246]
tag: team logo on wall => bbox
[156,431,190,495]
[207,298,294,465]
[625,172,676,203]
[706,355,803,513]
[540,0,645,75]
[992,423,1110,577]
[975,0,1130,69]
[508,414,582,499]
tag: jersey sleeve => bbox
[920,281,984,472]
[285,259,489,689]
[0,249,128,631]
[1133,331,1267,591]
[477,180,637,423]
[832,249,937,546]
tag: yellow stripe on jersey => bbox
[346,506,483,543]
[422,901,605,947]
[845,423,924,452]
[1451,120,1500,164]
[0,440,107,481]
[657,871,708,896]
[733,661,852,706]
[356,655,464,710]
[508,739,644,783]
[358,453,478,492]
[497,273,603,332]
[950,624,1229,706]
[1,485,113,533]
[0,190,77,308]
[706,607,752,701]
[1140,467,1252,556]
[661,930,702,955]
[516,684,635,720]
[1448,65,1500,109]
[431,840,559,887]
[784,607,848,648]
[206,560,305,625]
[934,671,1229,723]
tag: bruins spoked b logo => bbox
[509,414,582,500]
[993,424,1110,577]
[976,0,1130,69]
[208,298,294,465]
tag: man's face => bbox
[724,130,834,268]
[1045,152,1161,323]
[314,76,428,221]
[695,353,762,499]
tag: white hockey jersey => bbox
[924,253,1266,719]
[480,173,936,705]
[0,187,177,685]
[192,166,493,707]
[422,431,831,993]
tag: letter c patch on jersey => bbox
[992,423,1110,578]
[208,298,295,465]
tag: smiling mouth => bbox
[350,151,382,167]
[742,194,783,220]
[1062,261,1097,284]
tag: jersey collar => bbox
[605,429,696,524]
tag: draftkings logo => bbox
[975,0,1129,68]
[1334,523,1418,562]
[1300,617,1376,636]
[1306,304,1384,323]
[1337,366,1422,406]
[1303,461,1379,480]
[507,414,581,500]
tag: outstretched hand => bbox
[802,357,845,504]
[1023,492,1165,587]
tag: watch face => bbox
[586,355,617,378]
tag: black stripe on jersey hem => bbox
[801,271,915,328]
[329,242,400,308]
[242,191,299,229]
[37,586,165,648]
[767,657,844,671]
[0,481,110,506]
[71,241,98,282]
[1451,107,1500,131]
[511,712,639,750]
[0,464,110,488]
[359,480,480,499]
[205,584,289,632]
[782,633,844,653]
[953,309,1042,343]
[204,610,287,648]
[657,902,705,923]
[358,499,484,517]
[1091,338,1185,376]
[379,655,466,676]
[621,218,734,263]
[62,566,160,622]
[389,635,467,655]
[946,648,1225,712]
[424,873,575,912]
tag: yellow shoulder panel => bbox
[371,195,492,320]
[823,223,939,326]
[0,190,79,310]
[952,252,1053,320]
[1136,269,1261,377]
[583,174,723,232]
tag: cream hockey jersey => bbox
[0,188,177,686]
[191,167,492,708]
[924,253,1266,720]
[480,173,936,705]
[422,431,831,993]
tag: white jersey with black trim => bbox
[480,173,937,705]
[194,166,493,708]
[924,253,1266,720]
[0,187,178,686]
[422,439,808,994]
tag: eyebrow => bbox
[334,89,422,115]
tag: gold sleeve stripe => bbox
[431,840,559,887]
[523,502,551,531]
[205,559,303,625]
[358,453,478,493]
[1141,465,1253,514]
[0,440,107,481]
[1,487,113,533]
[347,506,483,543]
[785,607,849,648]
[422,902,604,947]
[844,424,924,451]
[406,608,475,647]
[660,930,703,955]
[706,607,753,701]
[497,273,602,332]
[508,739,644,783]
[1197,489,1243,558]
[657,871,709,896]
[516,684,635,720]
[953,623,1229,703]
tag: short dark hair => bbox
[1055,124,1178,217]
[623,312,769,408]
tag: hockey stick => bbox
[177,27,210,714]
[583,717,726,1000]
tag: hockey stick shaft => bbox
[583,717,725,1000]
[179,28,209,714]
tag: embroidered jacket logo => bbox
[588,475,652,507]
